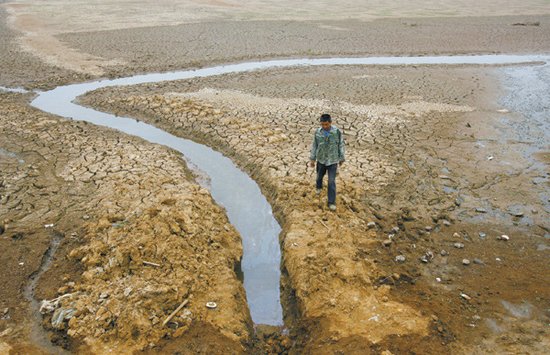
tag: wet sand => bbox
[1,1,550,353]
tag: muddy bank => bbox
[3,2,550,87]
[0,92,252,353]
[57,15,550,78]
[80,62,549,353]
[0,7,89,90]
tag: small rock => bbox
[495,257,502,262]
[487,156,494,161]
[497,235,510,241]
[425,226,433,231]
[329,298,337,307]
[462,259,471,265]
[512,211,524,218]
[44,223,54,228]
[455,198,463,206]
[420,256,429,263]
[478,232,487,239]
[475,208,487,213]
[442,220,452,227]
[367,221,377,229]
[99,292,109,299]
[391,226,400,233]
[460,293,472,301]
[453,232,461,238]
[454,243,465,249]
[123,287,132,297]
[436,277,442,282]
[382,239,392,247]
[395,255,406,263]
[473,258,484,265]
[497,109,510,113]
[206,302,217,309]
[381,296,389,303]
[440,250,449,256]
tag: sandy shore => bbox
[1,1,549,353]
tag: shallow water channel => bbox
[29,54,549,328]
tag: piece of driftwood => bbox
[162,299,189,326]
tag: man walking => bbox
[309,113,345,211]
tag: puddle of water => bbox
[0,86,30,94]
[484,318,505,333]
[23,230,70,354]
[500,300,534,319]
[0,148,25,164]
[498,63,550,212]
[30,54,550,328]
[442,185,457,194]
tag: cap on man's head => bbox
[320,113,332,122]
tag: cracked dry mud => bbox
[80,64,549,353]
[0,93,252,354]
[1,1,550,354]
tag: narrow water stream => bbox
[28,54,549,328]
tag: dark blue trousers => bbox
[316,162,337,205]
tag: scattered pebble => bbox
[44,223,54,228]
[206,302,217,309]
[367,221,377,229]
[382,239,392,247]
[440,250,449,256]
[462,259,471,265]
[475,208,487,213]
[425,226,433,231]
[497,235,510,241]
[460,293,472,301]
[391,226,400,233]
[496,257,502,262]
[487,156,494,161]
[395,255,406,263]
[123,287,132,297]
[442,220,451,227]
[478,232,487,239]
[436,277,442,283]
[454,242,465,249]
[453,232,461,238]
[473,258,484,265]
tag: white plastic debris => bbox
[206,302,217,309]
